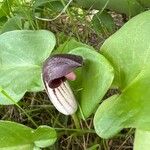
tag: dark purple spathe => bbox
[42,54,83,88]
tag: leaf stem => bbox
[55,127,95,134]
[71,113,80,129]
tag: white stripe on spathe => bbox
[45,81,77,115]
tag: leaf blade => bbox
[0,30,56,104]
[69,47,114,118]
[94,10,150,138]
[0,121,57,149]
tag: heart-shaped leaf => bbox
[0,30,56,104]
[94,11,150,138]
[69,48,114,118]
[0,121,57,149]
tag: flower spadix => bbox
[42,54,83,115]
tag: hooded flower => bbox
[42,54,83,115]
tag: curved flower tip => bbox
[42,54,83,115]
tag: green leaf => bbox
[33,0,52,8]
[134,129,150,150]
[69,48,114,118]
[137,0,150,7]
[75,0,144,17]
[33,0,63,13]
[0,86,2,92]
[0,0,14,18]
[94,10,150,138]
[0,121,57,149]
[0,30,56,104]
[54,38,94,54]
[1,16,22,33]
[87,144,100,150]
[0,17,7,30]
[34,126,57,148]
[91,11,116,36]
